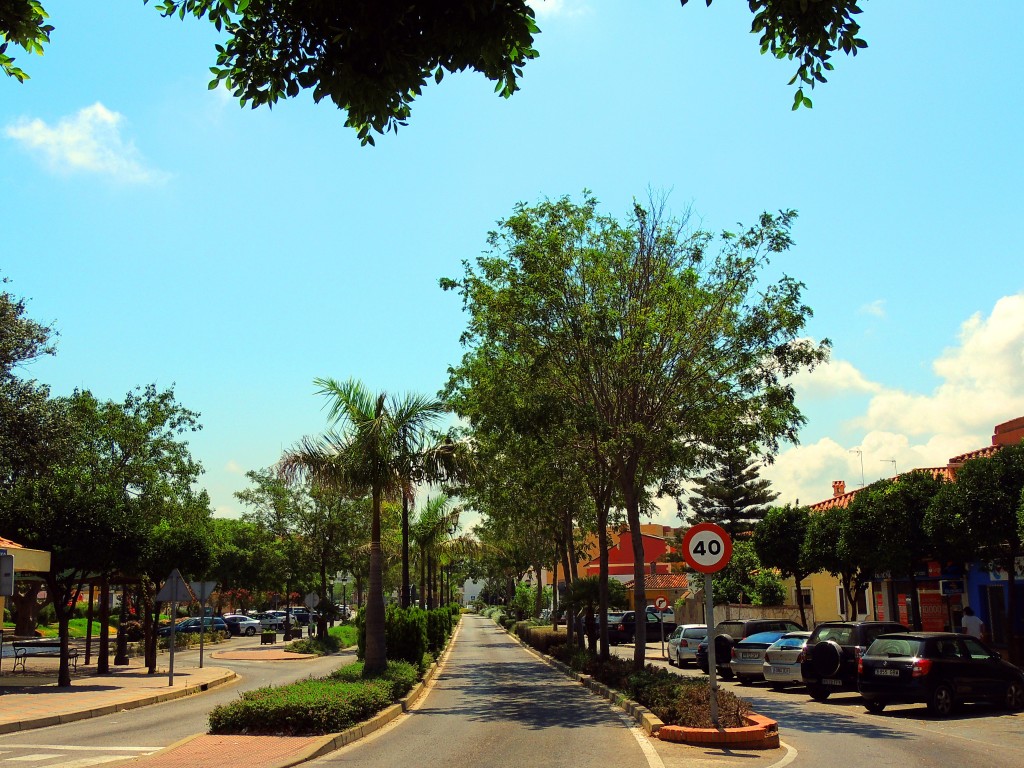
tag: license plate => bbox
[771,666,788,675]
[822,678,843,686]
[741,652,760,659]
[875,668,900,677]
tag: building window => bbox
[795,587,813,608]
[837,586,868,618]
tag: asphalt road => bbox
[0,644,349,764]
[615,643,1024,768]
[310,615,662,768]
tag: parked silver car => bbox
[762,631,811,688]
[667,624,707,667]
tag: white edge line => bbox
[767,740,798,768]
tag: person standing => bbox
[961,606,986,639]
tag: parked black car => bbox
[858,631,1024,716]
[606,607,677,645]
[696,618,804,679]
[800,620,907,701]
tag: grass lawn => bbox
[3,619,118,638]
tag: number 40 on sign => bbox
[682,522,732,574]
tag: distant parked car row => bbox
[678,618,1024,718]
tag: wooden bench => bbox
[11,641,79,672]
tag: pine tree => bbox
[686,448,779,537]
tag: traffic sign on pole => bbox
[654,596,668,610]
[682,523,733,574]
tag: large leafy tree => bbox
[928,443,1024,658]
[278,377,449,675]
[0,385,206,685]
[234,468,306,626]
[0,277,59,494]
[870,472,946,630]
[2,2,867,140]
[753,503,812,626]
[684,446,779,537]
[445,192,827,669]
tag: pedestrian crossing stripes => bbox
[0,745,160,766]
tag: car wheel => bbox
[736,675,752,686]
[667,654,675,667]
[865,700,886,714]
[928,683,956,717]
[808,686,831,702]
[1005,680,1024,711]
[245,627,256,636]
[698,662,709,674]
[719,667,735,680]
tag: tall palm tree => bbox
[395,427,469,608]
[412,494,477,608]
[279,378,448,675]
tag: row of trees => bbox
[750,447,1024,650]
[0,278,216,685]
[442,192,829,670]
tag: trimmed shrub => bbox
[285,633,341,655]
[425,607,452,654]
[561,652,751,728]
[385,605,428,668]
[329,660,419,699]
[517,624,566,656]
[209,659,421,736]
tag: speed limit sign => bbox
[682,522,732,574]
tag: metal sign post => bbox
[682,523,733,730]
[191,581,218,669]
[155,570,197,686]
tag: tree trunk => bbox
[1007,548,1019,664]
[142,579,156,673]
[401,488,411,609]
[533,561,543,618]
[551,554,559,631]
[318,562,329,638]
[623,482,647,671]
[595,482,613,662]
[114,583,129,666]
[363,486,387,676]
[907,571,922,631]
[795,575,807,628]
[558,537,574,648]
[97,577,110,674]
[11,579,43,636]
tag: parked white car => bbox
[667,624,707,667]
[223,614,262,636]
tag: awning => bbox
[0,537,51,573]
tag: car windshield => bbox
[814,626,853,644]
[742,631,783,645]
[867,637,924,658]
[770,637,807,649]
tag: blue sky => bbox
[3,1,1022,524]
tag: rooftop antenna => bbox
[881,458,897,478]
[850,448,865,487]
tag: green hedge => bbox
[356,604,460,670]
[208,660,419,736]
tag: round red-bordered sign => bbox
[682,522,733,574]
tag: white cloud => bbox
[859,299,886,318]
[788,356,883,398]
[768,292,1024,505]
[533,0,590,19]
[5,102,168,184]
[224,459,245,474]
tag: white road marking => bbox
[5,756,63,762]
[0,747,158,752]
[44,757,132,767]
[766,739,798,768]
